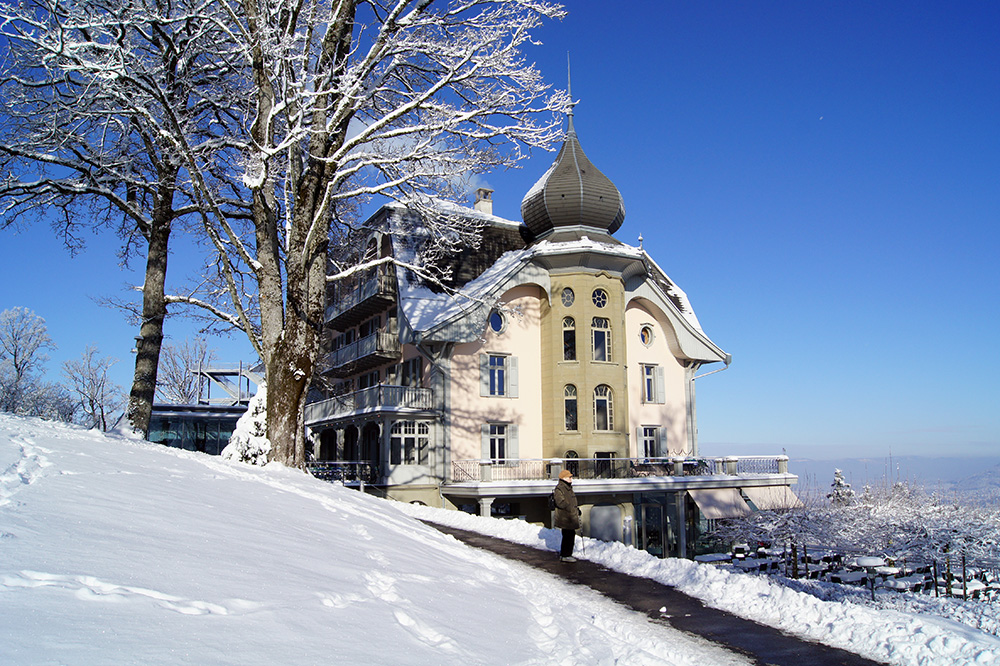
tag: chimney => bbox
[474,187,494,215]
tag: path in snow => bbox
[426,521,885,666]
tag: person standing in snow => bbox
[553,469,580,562]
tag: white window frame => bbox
[638,425,667,459]
[563,317,576,361]
[480,354,518,398]
[564,384,578,431]
[641,364,666,404]
[593,384,614,431]
[592,317,612,363]
[481,423,519,463]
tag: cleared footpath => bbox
[424,521,885,666]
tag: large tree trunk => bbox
[248,0,353,467]
[126,179,175,436]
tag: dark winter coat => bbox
[553,479,580,530]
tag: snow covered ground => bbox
[2,414,999,665]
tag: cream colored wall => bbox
[544,272,629,459]
[449,285,544,461]
[625,300,690,456]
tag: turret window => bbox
[592,317,611,362]
[591,288,608,308]
[594,385,614,431]
[561,287,575,307]
[564,385,578,431]
[563,317,576,361]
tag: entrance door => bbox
[638,504,665,557]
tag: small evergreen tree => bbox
[221,385,270,466]
[827,468,856,506]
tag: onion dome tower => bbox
[520,99,626,241]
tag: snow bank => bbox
[398,502,1000,666]
[0,414,747,666]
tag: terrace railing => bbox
[306,461,380,486]
[449,455,790,483]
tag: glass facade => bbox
[148,405,245,455]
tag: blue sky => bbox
[2,1,998,460]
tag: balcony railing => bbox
[324,331,401,377]
[305,385,434,424]
[306,461,380,486]
[450,456,790,483]
[326,266,395,328]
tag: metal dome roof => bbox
[520,116,626,238]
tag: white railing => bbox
[449,455,790,483]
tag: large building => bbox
[304,113,798,558]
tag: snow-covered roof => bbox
[387,207,725,361]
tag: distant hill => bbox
[789,456,1000,506]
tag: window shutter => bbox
[655,366,666,404]
[636,427,644,457]
[508,424,519,459]
[481,424,491,458]
[508,356,519,398]
[479,354,490,397]
[658,426,669,457]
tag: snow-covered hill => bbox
[2,414,999,665]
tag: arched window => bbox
[592,317,611,362]
[563,317,576,361]
[594,385,614,431]
[564,385,578,431]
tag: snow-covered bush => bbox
[221,385,271,465]
[710,475,1000,565]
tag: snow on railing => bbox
[736,456,782,475]
[449,456,790,483]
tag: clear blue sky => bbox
[2,1,998,460]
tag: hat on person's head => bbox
[559,469,573,480]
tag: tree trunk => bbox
[126,196,173,436]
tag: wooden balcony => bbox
[323,331,401,378]
[326,266,396,330]
[304,385,435,425]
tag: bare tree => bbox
[3,0,570,465]
[62,346,126,432]
[155,338,217,404]
[165,0,571,466]
[0,0,245,436]
[0,307,57,413]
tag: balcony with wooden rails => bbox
[326,266,396,330]
[304,384,435,425]
[323,331,401,378]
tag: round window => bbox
[561,287,575,307]
[489,311,505,333]
[640,326,654,346]
[592,288,608,308]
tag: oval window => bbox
[561,287,575,307]
[640,326,654,346]
[592,288,608,308]
[489,311,505,333]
